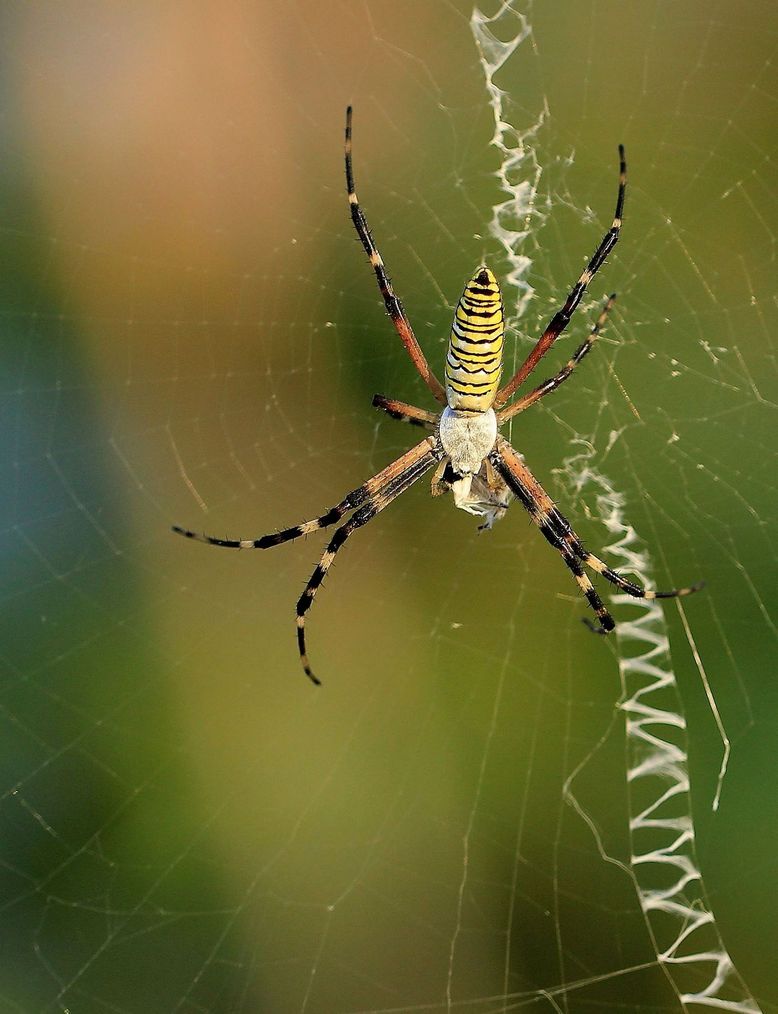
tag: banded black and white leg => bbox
[498,294,616,424]
[345,107,447,404]
[496,146,626,409]
[492,438,703,632]
[172,503,353,551]
[173,435,441,683]
[295,435,440,683]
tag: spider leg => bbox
[345,108,447,405]
[296,436,440,684]
[491,440,614,630]
[491,437,703,633]
[172,435,438,551]
[575,549,704,600]
[497,295,616,424]
[172,505,353,550]
[495,147,626,410]
[372,394,438,429]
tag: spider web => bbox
[1,1,776,1011]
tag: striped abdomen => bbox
[445,266,505,413]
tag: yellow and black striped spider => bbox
[173,107,703,684]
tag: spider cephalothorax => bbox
[174,107,702,684]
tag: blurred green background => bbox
[0,1,775,1010]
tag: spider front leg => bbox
[491,437,703,632]
[295,436,440,683]
[172,433,438,552]
[173,498,355,550]
[173,435,441,685]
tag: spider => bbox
[173,107,703,685]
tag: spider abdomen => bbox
[445,265,505,412]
